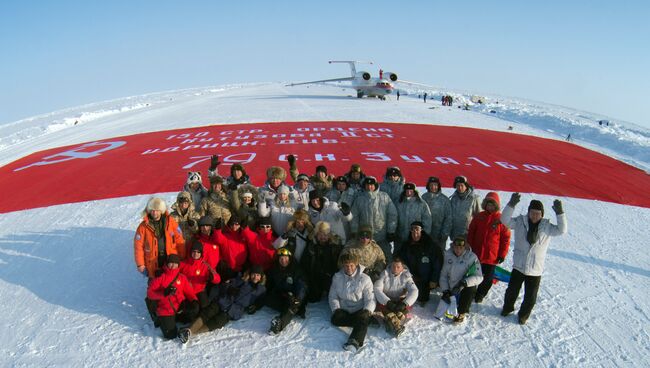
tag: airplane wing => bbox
[394,79,438,89]
[285,77,355,87]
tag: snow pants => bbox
[502,269,541,320]
[331,309,371,346]
[457,285,477,314]
[158,300,200,339]
[476,263,496,300]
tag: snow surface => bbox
[0,83,649,367]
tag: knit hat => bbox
[167,254,181,265]
[308,189,321,201]
[386,167,402,177]
[191,240,203,255]
[528,200,544,216]
[410,221,424,229]
[315,165,328,175]
[453,175,468,187]
[350,164,362,173]
[186,171,202,185]
[296,173,310,182]
[227,215,241,227]
[258,216,272,226]
[250,264,264,276]
[277,185,290,194]
[147,197,167,213]
[198,215,214,227]
[403,182,416,191]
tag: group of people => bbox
[442,95,454,106]
[134,154,568,351]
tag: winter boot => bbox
[453,313,466,324]
[501,308,514,317]
[343,338,361,353]
[474,294,484,304]
[269,316,283,335]
[518,315,529,325]
[178,328,191,344]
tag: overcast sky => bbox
[1,0,648,128]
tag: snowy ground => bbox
[0,84,649,367]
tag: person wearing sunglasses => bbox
[266,247,307,335]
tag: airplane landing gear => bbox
[357,91,364,98]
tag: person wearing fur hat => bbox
[146,254,200,339]
[500,193,567,325]
[178,265,266,344]
[199,175,232,227]
[396,222,444,306]
[380,166,406,205]
[339,225,387,282]
[241,216,277,272]
[344,163,366,192]
[193,215,221,271]
[373,257,419,337]
[213,215,248,281]
[206,155,252,190]
[467,192,511,303]
[183,171,209,210]
[170,191,201,245]
[421,176,452,252]
[350,176,398,261]
[258,165,293,204]
[266,247,308,335]
[134,197,186,278]
[449,175,481,240]
[329,252,375,353]
[306,189,352,245]
[438,236,484,324]
[230,184,260,229]
[395,182,432,253]
[273,209,314,263]
[292,173,314,210]
[179,240,221,308]
[258,184,299,235]
[301,221,343,303]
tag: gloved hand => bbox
[496,257,505,264]
[552,199,564,215]
[395,301,408,313]
[359,309,372,320]
[387,233,397,243]
[451,280,467,295]
[385,300,398,311]
[187,219,196,227]
[284,228,298,239]
[245,304,258,314]
[441,290,452,304]
[164,285,177,296]
[339,202,351,216]
[508,192,521,207]
[287,154,296,168]
[209,155,221,171]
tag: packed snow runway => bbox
[0,84,649,367]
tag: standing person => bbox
[194,215,220,271]
[500,194,567,325]
[397,222,443,306]
[421,176,452,252]
[146,254,199,339]
[374,257,418,337]
[344,164,366,192]
[183,172,209,210]
[207,155,251,190]
[134,197,185,278]
[395,182,432,253]
[273,209,314,264]
[339,225,386,282]
[199,175,232,227]
[258,184,298,235]
[178,265,266,344]
[287,154,333,193]
[351,176,398,261]
[438,236,483,323]
[241,216,277,272]
[467,192,511,303]
[179,240,221,308]
[213,216,248,280]
[306,189,352,245]
[396,90,400,101]
[325,175,357,208]
[329,253,376,353]
[302,221,343,303]
[170,191,201,245]
[423,92,428,103]
[380,166,405,205]
[229,184,259,229]
[292,173,313,210]
[449,175,481,240]
[266,248,308,335]
[258,165,293,204]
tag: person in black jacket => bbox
[266,247,308,335]
[302,221,343,303]
[398,221,444,306]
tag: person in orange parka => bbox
[134,197,186,279]
[146,254,199,339]
[195,215,221,270]
[467,191,511,303]
[241,216,277,272]
[180,240,221,308]
[214,215,248,280]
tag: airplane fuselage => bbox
[352,79,394,99]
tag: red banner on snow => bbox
[1,121,649,213]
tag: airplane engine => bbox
[384,72,398,82]
[356,71,371,81]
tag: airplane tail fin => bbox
[328,61,373,78]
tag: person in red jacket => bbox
[242,216,277,271]
[467,192,511,303]
[134,197,185,279]
[146,254,199,339]
[180,240,221,308]
[214,215,248,280]
[195,215,220,270]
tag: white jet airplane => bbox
[286,61,431,100]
